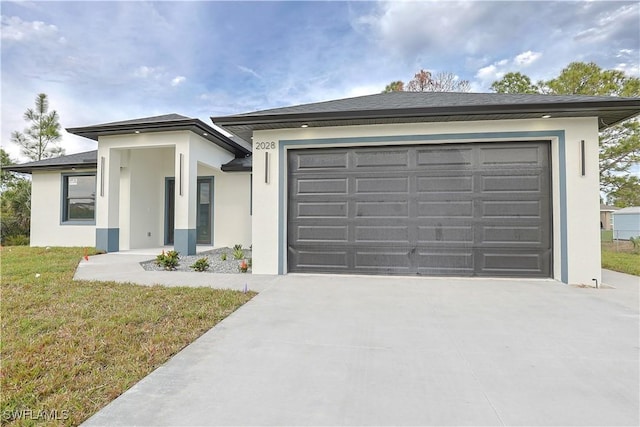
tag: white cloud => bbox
[171,76,186,86]
[133,65,160,79]
[0,15,58,41]
[514,51,542,66]
[237,65,262,79]
[475,51,542,86]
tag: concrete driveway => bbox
[84,273,639,426]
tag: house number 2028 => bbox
[255,141,276,150]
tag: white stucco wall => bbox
[30,170,96,247]
[250,117,601,285]
[96,130,248,251]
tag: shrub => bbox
[233,247,244,260]
[630,236,640,254]
[233,243,242,251]
[3,234,29,246]
[190,257,210,272]
[239,259,248,273]
[155,250,180,271]
[220,252,227,261]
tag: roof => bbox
[612,206,640,215]
[4,150,97,173]
[67,113,251,157]
[212,91,640,142]
[221,155,252,172]
[600,204,620,212]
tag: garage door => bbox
[287,142,552,277]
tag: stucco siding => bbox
[251,117,601,285]
[30,170,96,247]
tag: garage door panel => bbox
[288,142,551,277]
[418,225,473,243]
[479,250,548,276]
[297,202,348,218]
[295,226,349,243]
[482,200,542,218]
[355,226,409,243]
[355,176,409,194]
[417,176,473,193]
[482,175,542,192]
[480,146,543,166]
[481,226,542,244]
[290,248,349,270]
[417,251,474,272]
[417,201,474,217]
[356,201,409,217]
[417,148,473,167]
[355,150,409,167]
[296,178,347,194]
[293,152,348,170]
[355,250,412,271]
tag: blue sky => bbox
[2,0,639,161]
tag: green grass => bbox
[600,229,613,242]
[601,240,640,276]
[0,247,256,426]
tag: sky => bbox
[2,0,639,162]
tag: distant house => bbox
[6,92,640,285]
[612,207,640,240]
[600,204,619,230]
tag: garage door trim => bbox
[277,130,568,281]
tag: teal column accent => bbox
[174,229,196,255]
[96,228,119,252]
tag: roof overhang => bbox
[4,162,97,174]
[67,118,251,157]
[212,99,640,142]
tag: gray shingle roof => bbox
[4,150,97,173]
[221,155,252,172]
[67,114,250,157]
[212,91,640,141]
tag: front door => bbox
[165,177,214,245]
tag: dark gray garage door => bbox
[287,142,552,277]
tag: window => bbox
[62,174,96,222]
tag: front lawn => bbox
[0,246,255,426]
[601,240,640,276]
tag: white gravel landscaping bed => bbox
[140,247,252,274]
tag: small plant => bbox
[233,247,244,260]
[239,259,248,273]
[190,257,210,272]
[630,236,640,254]
[220,252,228,261]
[155,250,180,271]
[233,243,243,251]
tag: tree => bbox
[490,72,539,94]
[0,148,19,191]
[383,69,471,93]
[11,93,64,161]
[491,62,640,207]
[0,178,31,245]
[382,81,405,93]
[0,148,31,244]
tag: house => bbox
[7,92,640,285]
[7,115,252,254]
[612,206,640,240]
[600,204,619,230]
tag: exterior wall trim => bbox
[96,228,119,252]
[277,130,568,282]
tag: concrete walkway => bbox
[73,249,279,292]
[80,258,639,426]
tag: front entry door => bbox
[165,177,214,245]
